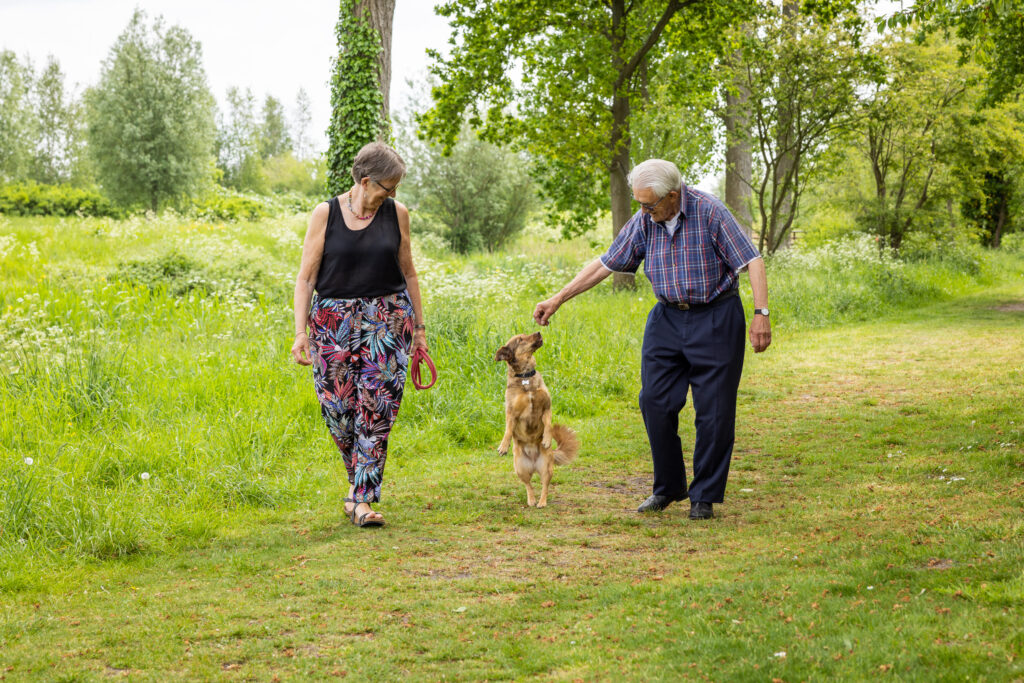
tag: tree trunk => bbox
[993,193,1007,248]
[354,0,396,132]
[610,94,634,290]
[722,50,753,238]
[609,0,634,289]
[774,0,799,249]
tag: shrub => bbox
[262,152,324,197]
[190,187,269,221]
[0,182,120,217]
[1000,232,1024,254]
[405,129,535,253]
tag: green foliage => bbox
[85,9,217,211]
[421,1,745,239]
[261,152,324,197]
[0,50,34,182]
[111,250,210,296]
[326,0,386,196]
[1000,231,1024,253]
[29,56,85,185]
[257,95,292,159]
[0,181,119,217]
[189,187,269,222]
[403,126,535,253]
[216,87,264,192]
[856,33,987,250]
[718,5,870,253]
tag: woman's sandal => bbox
[344,497,385,528]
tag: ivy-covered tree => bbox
[420,0,746,287]
[86,10,216,210]
[326,0,396,196]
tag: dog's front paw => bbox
[497,441,510,455]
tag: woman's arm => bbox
[291,202,329,365]
[395,201,427,352]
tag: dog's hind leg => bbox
[537,455,553,508]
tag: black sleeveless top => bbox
[315,196,407,299]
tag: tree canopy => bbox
[421,0,749,284]
[85,10,216,210]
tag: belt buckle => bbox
[677,302,689,310]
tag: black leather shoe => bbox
[689,501,713,519]
[637,494,685,513]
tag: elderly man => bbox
[533,159,771,520]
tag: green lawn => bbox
[1,214,1022,680]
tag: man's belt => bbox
[658,288,738,311]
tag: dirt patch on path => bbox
[991,301,1024,312]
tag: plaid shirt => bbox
[600,184,761,304]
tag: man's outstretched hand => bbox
[533,298,560,326]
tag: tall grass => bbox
[0,212,1019,574]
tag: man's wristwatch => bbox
[754,308,770,317]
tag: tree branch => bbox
[613,0,691,91]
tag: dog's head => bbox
[495,331,543,370]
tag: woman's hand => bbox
[412,328,428,354]
[291,331,312,365]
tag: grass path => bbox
[2,284,1023,681]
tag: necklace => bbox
[346,191,376,220]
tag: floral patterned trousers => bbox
[308,291,414,503]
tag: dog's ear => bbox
[495,344,512,362]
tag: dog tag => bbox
[522,379,530,387]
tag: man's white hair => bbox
[627,159,682,198]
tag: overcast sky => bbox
[0,0,451,153]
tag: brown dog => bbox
[495,332,578,507]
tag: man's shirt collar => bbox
[652,182,687,236]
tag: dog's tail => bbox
[551,424,579,465]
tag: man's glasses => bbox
[639,194,668,212]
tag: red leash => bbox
[410,347,437,390]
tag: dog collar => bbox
[514,370,537,378]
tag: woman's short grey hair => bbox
[627,159,682,198]
[351,142,407,184]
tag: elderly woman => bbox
[291,142,427,528]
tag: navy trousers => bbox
[639,295,746,504]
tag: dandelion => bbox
[774,651,786,658]
[867,586,874,590]
[140,472,150,480]
[24,457,33,465]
